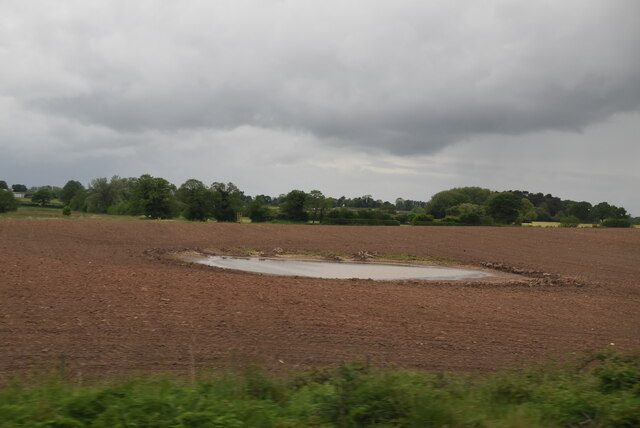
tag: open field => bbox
[1,219,639,380]
[522,221,594,228]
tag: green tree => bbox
[590,202,615,223]
[565,201,592,222]
[254,194,273,206]
[60,180,85,206]
[130,174,177,219]
[210,182,244,222]
[487,192,521,224]
[0,180,7,190]
[246,198,272,223]
[453,203,485,225]
[426,187,491,218]
[85,176,128,213]
[0,189,18,212]
[307,190,325,224]
[11,184,27,192]
[280,190,308,221]
[176,179,214,221]
[31,188,53,206]
[519,198,538,223]
[70,188,88,211]
[320,197,335,223]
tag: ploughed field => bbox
[1,219,639,379]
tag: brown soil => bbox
[1,219,639,379]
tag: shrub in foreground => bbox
[1,349,639,427]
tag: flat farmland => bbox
[1,219,639,379]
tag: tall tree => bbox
[486,192,522,224]
[60,180,85,206]
[85,176,126,213]
[11,184,27,192]
[177,179,214,221]
[0,180,8,190]
[565,201,592,222]
[307,190,325,224]
[210,182,244,222]
[130,174,177,219]
[280,190,308,221]
[519,198,538,223]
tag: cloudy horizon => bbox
[1,1,639,213]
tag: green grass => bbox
[522,221,594,228]
[0,206,141,221]
[1,349,638,427]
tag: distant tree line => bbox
[0,177,635,227]
[414,187,632,227]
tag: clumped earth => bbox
[1,219,639,380]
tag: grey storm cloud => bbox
[4,0,640,155]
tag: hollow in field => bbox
[189,255,492,280]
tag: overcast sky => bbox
[1,1,639,213]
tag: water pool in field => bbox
[191,256,492,281]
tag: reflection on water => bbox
[192,256,491,280]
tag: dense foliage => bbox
[129,175,178,219]
[280,190,308,222]
[211,182,244,222]
[60,180,85,206]
[1,350,638,427]
[176,179,214,221]
[324,208,400,225]
[1,176,634,225]
[31,188,53,206]
[0,189,18,213]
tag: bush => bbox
[600,218,632,228]
[323,208,399,225]
[107,201,133,216]
[480,215,494,225]
[0,189,18,213]
[1,350,638,427]
[62,206,72,216]
[459,211,482,225]
[411,214,434,225]
[322,218,400,226]
[246,200,273,223]
[559,216,580,228]
[394,213,410,224]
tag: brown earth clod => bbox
[1,220,638,379]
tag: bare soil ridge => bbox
[1,219,638,379]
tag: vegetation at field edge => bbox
[1,349,638,427]
[2,177,636,227]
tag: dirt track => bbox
[1,219,639,379]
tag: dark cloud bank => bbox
[1,1,639,212]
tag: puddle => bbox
[190,255,492,281]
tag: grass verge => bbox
[1,349,638,427]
